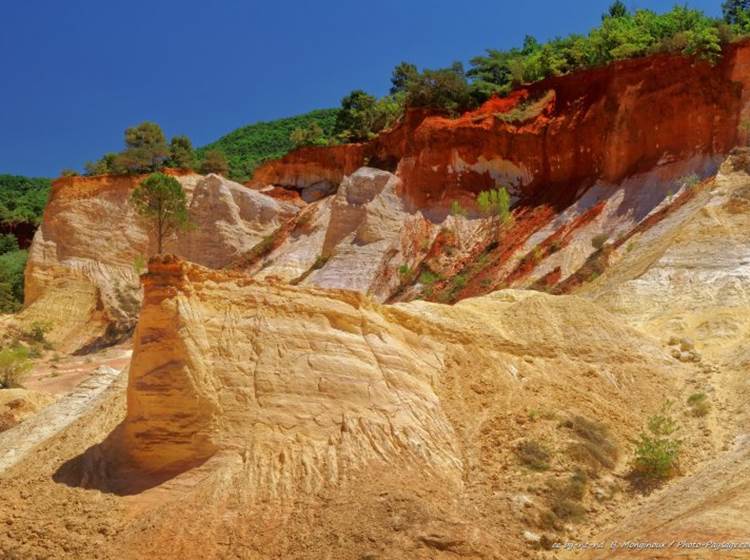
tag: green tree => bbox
[84,152,120,176]
[0,175,51,226]
[130,173,190,254]
[605,0,628,19]
[405,63,474,115]
[0,249,28,310]
[115,122,169,174]
[168,135,195,170]
[390,62,419,94]
[632,401,682,480]
[335,90,378,142]
[0,234,19,255]
[290,122,326,148]
[200,149,230,176]
[60,168,79,177]
[723,0,750,24]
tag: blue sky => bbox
[0,0,721,177]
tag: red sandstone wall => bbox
[249,41,750,209]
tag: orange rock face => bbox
[250,42,750,211]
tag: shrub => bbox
[0,346,32,388]
[451,274,467,290]
[687,392,710,417]
[591,233,609,250]
[419,270,440,285]
[133,254,146,276]
[632,401,681,480]
[476,187,511,223]
[563,415,619,472]
[516,440,551,471]
[0,249,28,312]
[678,174,700,189]
[398,264,411,277]
[24,321,51,344]
[449,200,467,217]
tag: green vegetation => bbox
[687,392,711,417]
[290,121,327,148]
[197,109,340,181]
[418,269,440,285]
[516,439,551,471]
[679,173,701,188]
[0,346,32,388]
[85,122,196,176]
[632,401,682,481]
[0,175,50,227]
[468,4,732,100]
[476,187,511,223]
[168,135,196,170]
[200,149,229,176]
[449,200,467,217]
[132,254,146,276]
[0,249,27,313]
[0,182,30,310]
[130,173,190,254]
[333,90,403,143]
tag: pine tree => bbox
[130,173,190,254]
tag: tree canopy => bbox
[130,173,190,254]
[200,149,229,176]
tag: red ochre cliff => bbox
[250,41,750,210]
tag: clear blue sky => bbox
[0,0,721,177]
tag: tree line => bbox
[67,122,230,178]
[290,1,750,146]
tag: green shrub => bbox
[449,200,467,217]
[419,270,440,285]
[678,174,700,189]
[133,254,146,276]
[476,187,511,223]
[0,249,28,312]
[0,346,32,388]
[632,401,681,480]
[516,440,551,471]
[0,234,19,255]
[398,264,411,277]
[451,274,467,290]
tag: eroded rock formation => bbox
[22,172,296,350]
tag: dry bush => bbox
[516,440,551,471]
[563,415,618,473]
